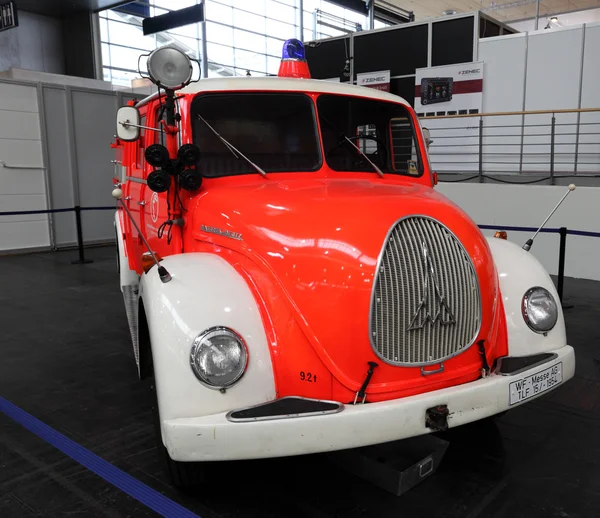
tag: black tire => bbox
[143,327,205,489]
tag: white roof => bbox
[136,76,410,108]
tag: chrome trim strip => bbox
[368,215,482,367]
[126,176,147,185]
[495,353,558,377]
[226,396,344,423]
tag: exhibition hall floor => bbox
[0,247,598,518]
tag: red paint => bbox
[278,60,311,79]
[115,83,508,404]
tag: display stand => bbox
[327,435,449,496]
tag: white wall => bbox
[0,82,50,251]
[438,183,600,281]
[0,11,65,75]
[0,75,136,252]
[427,23,600,177]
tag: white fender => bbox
[114,211,139,290]
[140,253,276,423]
[487,237,567,356]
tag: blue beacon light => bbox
[282,39,306,60]
[278,39,311,78]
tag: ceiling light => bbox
[443,9,457,15]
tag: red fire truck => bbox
[112,40,574,487]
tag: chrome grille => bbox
[370,216,481,365]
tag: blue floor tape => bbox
[0,397,200,518]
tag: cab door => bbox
[140,103,181,258]
[124,109,147,268]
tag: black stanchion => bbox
[71,205,94,265]
[556,226,572,309]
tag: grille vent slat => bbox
[370,217,481,366]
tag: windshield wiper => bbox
[320,116,384,177]
[341,134,384,178]
[197,114,266,177]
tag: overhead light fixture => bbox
[550,16,558,23]
[443,9,457,15]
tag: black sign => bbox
[0,1,18,33]
[143,3,204,36]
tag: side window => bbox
[390,116,419,175]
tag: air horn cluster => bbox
[145,143,202,193]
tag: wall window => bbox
[99,0,387,87]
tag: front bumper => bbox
[162,345,575,462]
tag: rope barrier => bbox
[0,206,114,217]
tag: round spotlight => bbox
[145,144,170,168]
[147,170,171,193]
[177,144,201,166]
[147,46,193,90]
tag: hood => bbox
[188,175,499,394]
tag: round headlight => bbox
[190,327,248,389]
[147,46,193,89]
[522,287,558,333]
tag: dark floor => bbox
[0,246,599,518]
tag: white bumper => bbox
[163,345,575,462]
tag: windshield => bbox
[317,94,423,177]
[191,93,321,177]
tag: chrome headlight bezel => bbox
[190,326,248,389]
[522,287,558,334]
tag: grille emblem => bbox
[407,241,456,331]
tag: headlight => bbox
[522,287,558,333]
[190,327,248,389]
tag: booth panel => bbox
[42,86,77,247]
[305,38,350,81]
[353,24,428,77]
[432,17,475,67]
[71,90,118,243]
[390,77,416,106]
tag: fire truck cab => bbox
[112,40,574,487]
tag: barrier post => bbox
[71,205,93,265]
[478,117,484,183]
[557,226,567,302]
[550,114,556,185]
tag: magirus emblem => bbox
[407,241,456,330]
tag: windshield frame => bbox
[316,93,425,178]
[190,91,323,178]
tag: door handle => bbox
[137,200,146,206]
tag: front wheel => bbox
[144,329,205,489]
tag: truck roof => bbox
[135,76,410,108]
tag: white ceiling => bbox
[383,0,600,23]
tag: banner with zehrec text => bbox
[357,70,390,92]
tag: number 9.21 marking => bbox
[300,371,317,383]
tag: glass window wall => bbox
[99,0,388,87]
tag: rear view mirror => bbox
[116,106,141,142]
[422,127,433,149]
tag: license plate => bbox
[509,362,563,405]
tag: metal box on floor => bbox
[327,435,449,496]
